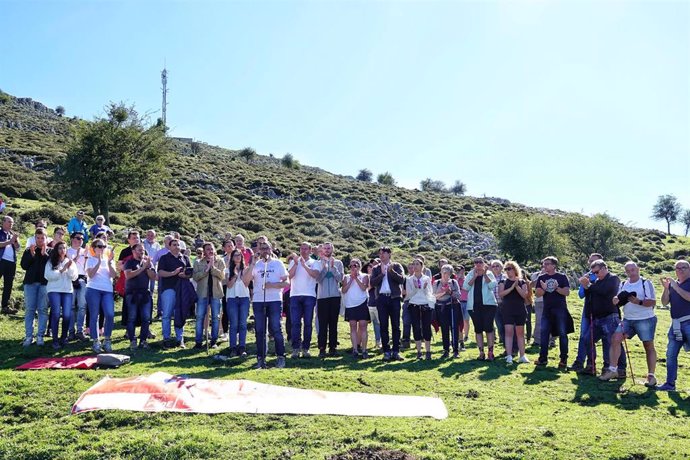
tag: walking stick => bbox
[589,313,596,375]
[621,323,636,385]
[205,297,210,355]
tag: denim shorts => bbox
[617,316,657,342]
[459,301,469,321]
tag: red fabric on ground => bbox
[16,356,98,370]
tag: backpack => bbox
[96,353,131,368]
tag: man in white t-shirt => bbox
[0,216,20,314]
[288,242,319,358]
[600,261,658,386]
[243,240,289,369]
[67,231,89,341]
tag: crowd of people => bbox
[1,212,690,390]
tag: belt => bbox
[379,293,391,297]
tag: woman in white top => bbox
[405,258,433,360]
[44,242,78,349]
[85,238,117,353]
[341,258,370,359]
[226,249,251,357]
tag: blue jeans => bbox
[161,289,183,341]
[495,302,505,344]
[253,301,285,359]
[86,288,114,340]
[24,283,48,339]
[575,313,592,366]
[227,296,250,351]
[402,300,411,342]
[126,292,152,342]
[48,291,73,341]
[195,296,221,344]
[69,279,87,334]
[460,301,469,321]
[539,306,569,362]
[665,321,690,385]
[289,295,316,350]
[592,313,626,370]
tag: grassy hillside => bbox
[1,90,690,459]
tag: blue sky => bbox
[2,0,688,233]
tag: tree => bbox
[190,141,201,154]
[420,178,446,193]
[238,147,256,163]
[651,194,681,235]
[56,102,171,225]
[281,153,300,169]
[356,169,373,182]
[55,105,65,116]
[561,213,630,267]
[450,180,467,196]
[492,213,566,265]
[377,172,395,186]
[681,209,690,237]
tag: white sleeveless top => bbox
[342,274,368,308]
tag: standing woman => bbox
[522,269,534,343]
[44,242,78,349]
[434,264,462,358]
[406,258,433,360]
[86,238,117,353]
[226,248,251,357]
[498,261,530,364]
[21,228,50,346]
[463,257,498,361]
[341,258,370,358]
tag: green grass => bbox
[1,294,690,459]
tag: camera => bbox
[617,290,637,306]
[184,267,193,277]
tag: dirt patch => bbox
[328,446,418,460]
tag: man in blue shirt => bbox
[67,210,89,245]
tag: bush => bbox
[19,204,72,226]
[136,211,197,235]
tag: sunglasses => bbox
[505,267,514,271]
[676,266,690,271]
[95,245,106,249]
[350,264,360,268]
[591,270,600,275]
[73,237,84,240]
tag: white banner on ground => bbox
[71,372,447,419]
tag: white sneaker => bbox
[518,355,530,364]
[22,337,33,347]
[506,355,513,364]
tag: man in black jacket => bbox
[579,260,626,377]
[370,247,405,361]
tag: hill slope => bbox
[0,90,684,272]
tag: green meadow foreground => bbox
[1,295,689,460]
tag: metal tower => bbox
[161,67,168,127]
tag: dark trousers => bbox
[0,259,16,309]
[377,295,401,353]
[409,303,432,341]
[221,287,228,334]
[437,301,461,352]
[539,307,569,362]
[317,296,340,351]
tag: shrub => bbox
[19,204,72,226]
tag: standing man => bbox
[313,242,344,358]
[66,232,89,341]
[370,246,406,361]
[143,230,161,293]
[534,256,572,368]
[600,261,657,385]
[243,240,289,369]
[157,238,192,348]
[192,242,226,349]
[67,210,89,245]
[580,260,625,378]
[117,230,145,334]
[288,242,319,358]
[489,260,506,345]
[657,260,690,391]
[0,216,20,314]
[570,253,603,373]
[123,243,156,350]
